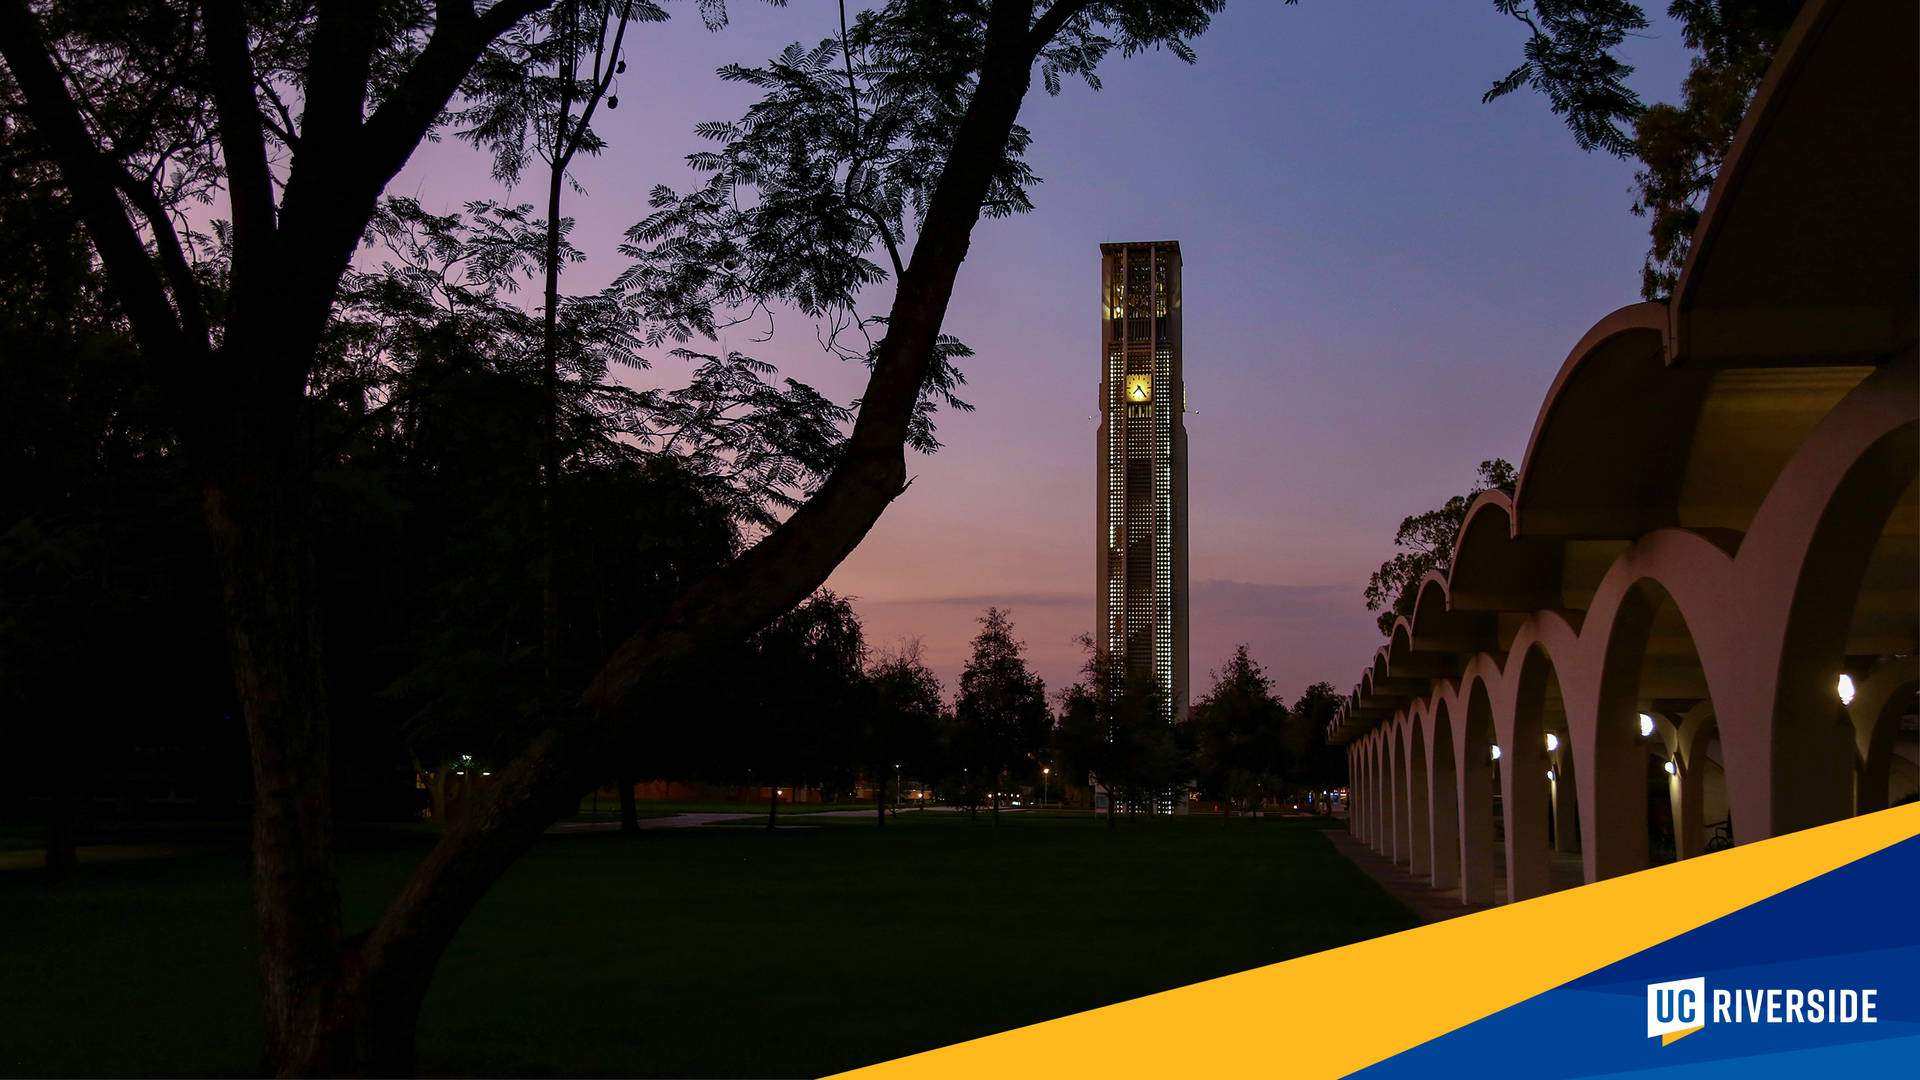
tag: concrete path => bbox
[1324,828,1498,925]
[548,812,757,833]
[1325,828,1586,924]
[548,808,904,833]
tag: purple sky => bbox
[390,0,1692,705]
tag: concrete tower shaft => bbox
[1094,241,1188,722]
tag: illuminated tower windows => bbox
[1093,241,1189,722]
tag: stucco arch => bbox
[1405,709,1431,877]
[1456,676,1502,905]
[1327,0,1914,911]
[1371,731,1388,854]
[1739,358,1919,835]
[1512,303,1702,539]
[1581,558,1738,881]
[1427,696,1462,891]
[1850,658,1917,814]
[1448,491,1561,613]
[1503,643,1570,900]
[1672,701,1726,859]
[1390,715,1410,864]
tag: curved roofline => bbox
[1511,302,1669,516]
[1669,0,1839,324]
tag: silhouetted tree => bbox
[0,97,237,866]
[726,590,867,828]
[1627,0,1800,297]
[861,639,943,826]
[0,0,1231,1069]
[1284,680,1347,808]
[1052,645,1119,824]
[1191,645,1287,818]
[456,0,674,683]
[953,608,1049,823]
[1053,636,1183,824]
[1363,458,1516,636]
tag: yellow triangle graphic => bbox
[1662,1026,1704,1046]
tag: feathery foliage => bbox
[1363,458,1516,637]
[1485,0,1651,155]
[1486,1,1803,298]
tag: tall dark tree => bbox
[1051,645,1116,820]
[861,638,944,825]
[1363,458,1515,636]
[456,0,672,685]
[953,607,1050,822]
[0,0,1231,1071]
[725,590,867,828]
[0,105,237,865]
[1190,644,1287,818]
[1052,635,1181,825]
[1284,679,1347,806]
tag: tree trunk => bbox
[876,775,886,828]
[203,459,348,1074]
[617,778,638,833]
[767,786,778,830]
[261,12,1057,1071]
[1106,787,1115,829]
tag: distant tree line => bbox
[635,603,1350,831]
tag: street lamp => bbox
[1042,766,1050,807]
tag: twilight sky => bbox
[390,0,1692,705]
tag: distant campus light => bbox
[1544,732,1559,752]
[1546,769,1556,782]
[1838,673,1856,705]
[1664,760,1678,776]
[1639,713,1656,738]
[1490,744,1502,761]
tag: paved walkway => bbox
[549,812,757,832]
[547,807,905,834]
[1326,828,1588,924]
[1324,828,1499,925]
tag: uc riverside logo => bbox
[1647,977,1879,1045]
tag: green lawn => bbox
[0,815,1415,1078]
[574,799,891,818]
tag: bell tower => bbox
[1094,241,1188,722]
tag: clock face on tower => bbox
[1126,374,1152,403]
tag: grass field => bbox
[0,814,1415,1077]
[572,799,890,819]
